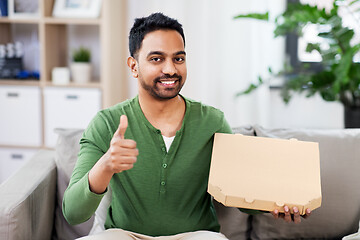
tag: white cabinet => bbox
[44,87,101,147]
[0,86,42,146]
[0,148,37,184]
[0,1,127,150]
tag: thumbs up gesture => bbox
[107,115,138,174]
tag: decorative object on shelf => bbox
[52,0,102,18]
[52,67,70,85]
[8,0,39,18]
[0,0,8,16]
[235,0,360,128]
[16,70,40,79]
[0,42,23,79]
[70,46,92,84]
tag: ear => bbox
[127,57,138,78]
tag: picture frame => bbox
[52,0,102,18]
[0,0,8,16]
[8,0,39,18]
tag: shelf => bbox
[0,17,40,24]
[0,80,101,88]
[0,144,42,149]
[0,0,128,150]
[44,17,101,25]
[0,17,101,26]
[44,81,102,88]
[0,79,41,86]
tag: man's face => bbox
[131,29,187,100]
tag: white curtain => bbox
[126,0,286,128]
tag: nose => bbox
[162,59,177,76]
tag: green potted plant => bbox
[235,0,360,128]
[70,46,92,84]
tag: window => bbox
[286,0,360,72]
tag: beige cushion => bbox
[232,125,255,136]
[0,150,56,240]
[214,201,251,240]
[54,128,94,240]
[251,125,360,239]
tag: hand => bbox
[271,206,311,224]
[106,115,138,174]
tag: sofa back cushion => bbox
[251,125,360,240]
[54,128,93,240]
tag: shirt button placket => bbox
[160,159,167,194]
[158,129,168,194]
[160,180,166,194]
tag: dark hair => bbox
[129,12,185,58]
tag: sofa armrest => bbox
[0,150,56,240]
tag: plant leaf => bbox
[234,12,269,21]
[349,0,360,6]
[306,43,321,53]
[333,50,353,93]
[235,76,265,96]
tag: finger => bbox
[292,207,301,224]
[271,209,279,219]
[116,115,128,139]
[114,163,134,172]
[111,147,139,157]
[119,139,137,149]
[302,208,312,219]
[283,206,292,223]
[114,156,137,165]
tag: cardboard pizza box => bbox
[208,133,321,215]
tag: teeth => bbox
[161,81,175,85]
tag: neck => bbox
[138,92,184,118]
[138,91,186,137]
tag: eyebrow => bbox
[175,51,186,56]
[147,51,186,57]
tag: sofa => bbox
[1,125,360,240]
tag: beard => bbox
[139,73,184,100]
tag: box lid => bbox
[208,133,321,215]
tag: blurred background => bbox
[0,0,359,182]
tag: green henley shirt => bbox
[62,95,232,236]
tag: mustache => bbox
[155,74,182,82]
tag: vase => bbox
[70,62,91,84]
[344,106,360,128]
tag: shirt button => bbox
[162,163,167,168]
[161,147,166,152]
[161,181,166,186]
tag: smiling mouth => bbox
[160,80,176,85]
[157,78,180,87]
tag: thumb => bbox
[116,115,128,139]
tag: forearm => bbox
[62,172,106,225]
[88,151,114,194]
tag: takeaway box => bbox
[208,133,322,215]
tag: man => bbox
[63,13,311,240]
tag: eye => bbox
[174,57,185,63]
[150,57,162,62]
